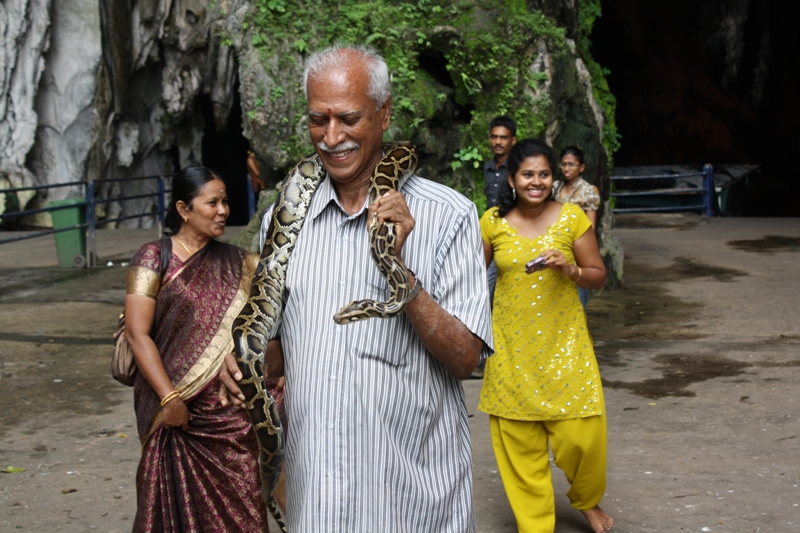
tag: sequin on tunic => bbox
[478,203,604,421]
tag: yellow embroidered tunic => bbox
[479,203,604,421]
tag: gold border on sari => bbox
[126,266,160,298]
[143,252,260,446]
[161,256,193,290]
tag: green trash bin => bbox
[48,198,87,268]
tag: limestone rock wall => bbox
[0,0,237,227]
[0,0,51,211]
[28,0,104,214]
[100,0,236,228]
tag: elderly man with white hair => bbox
[221,44,492,532]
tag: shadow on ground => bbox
[586,255,750,399]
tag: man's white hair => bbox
[303,44,391,110]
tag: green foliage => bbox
[240,0,597,197]
[266,0,287,13]
[577,0,621,162]
[269,86,285,102]
[472,188,487,218]
[450,146,482,172]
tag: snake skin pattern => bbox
[231,141,418,521]
[333,142,418,323]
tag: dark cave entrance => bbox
[590,0,799,215]
[200,82,251,226]
[418,49,474,124]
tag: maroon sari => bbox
[127,240,268,533]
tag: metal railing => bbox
[0,181,88,245]
[0,175,171,266]
[86,175,171,265]
[611,164,715,216]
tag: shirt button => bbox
[339,280,345,286]
[329,375,336,381]
[343,235,348,242]
[327,471,333,477]
[327,423,334,429]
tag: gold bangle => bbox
[160,390,181,407]
[575,266,582,283]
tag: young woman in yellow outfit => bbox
[479,139,614,533]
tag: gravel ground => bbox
[1,214,799,532]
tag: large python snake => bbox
[231,141,418,525]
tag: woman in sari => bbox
[479,139,613,533]
[125,166,268,532]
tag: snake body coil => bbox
[333,142,418,323]
[232,142,418,521]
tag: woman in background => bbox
[125,166,268,532]
[479,139,613,533]
[553,146,601,308]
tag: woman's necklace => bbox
[174,236,195,254]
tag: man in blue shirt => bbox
[483,116,517,209]
[473,116,516,379]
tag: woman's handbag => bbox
[111,237,172,386]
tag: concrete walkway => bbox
[0,214,798,532]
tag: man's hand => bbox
[217,352,246,407]
[368,190,415,260]
[218,340,285,407]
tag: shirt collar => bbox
[307,174,342,221]
[485,158,507,171]
[307,168,413,222]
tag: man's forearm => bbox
[404,283,483,379]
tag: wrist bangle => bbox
[574,266,582,283]
[405,267,424,303]
[160,390,181,407]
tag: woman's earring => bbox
[183,216,188,222]
[512,188,517,201]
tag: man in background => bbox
[483,116,517,209]
[472,116,516,379]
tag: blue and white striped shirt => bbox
[260,173,493,532]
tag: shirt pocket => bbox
[346,266,414,367]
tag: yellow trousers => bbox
[489,414,607,533]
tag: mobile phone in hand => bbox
[526,256,547,274]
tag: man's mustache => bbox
[317,141,360,153]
